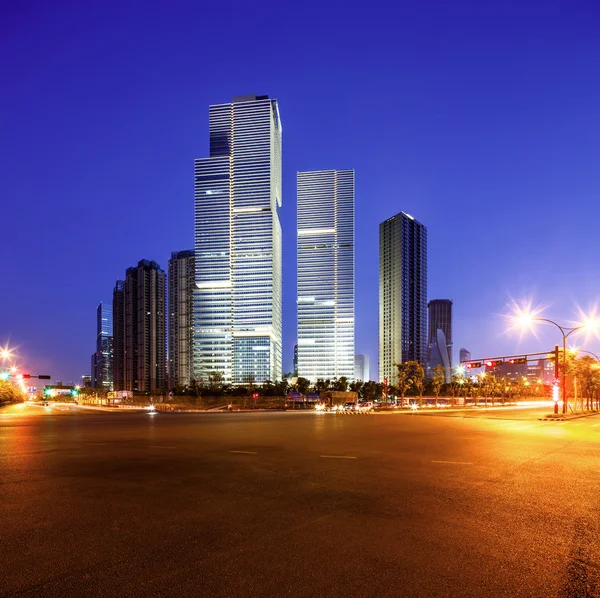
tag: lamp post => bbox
[518,318,586,414]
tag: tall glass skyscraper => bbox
[94,301,113,390]
[379,212,427,384]
[194,95,282,384]
[427,299,453,381]
[297,170,354,382]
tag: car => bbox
[343,402,357,411]
[357,401,374,412]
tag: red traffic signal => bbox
[22,374,31,379]
[465,362,482,369]
[485,360,503,368]
[508,358,527,365]
[251,392,259,399]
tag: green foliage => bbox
[331,376,348,392]
[0,380,27,405]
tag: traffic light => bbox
[0,371,9,381]
[22,374,31,379]
[508,358,527,365]
[38,375,51,380]
[465,362,482,369]
[485,360,503,368]
[70,389,79,397]
[43,388,51,397]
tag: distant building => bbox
[379,212,427,384]
[92,302,113,390]
[355,354,370,382]
[293,344,298,377]
[112,281,125,391]
[489,360,528,382]
[459,348,471,364]
[113,260,167,392]
[297,169,355,383]
[427,299,452,381]
[168,250,195,389]
[81,375,92,388]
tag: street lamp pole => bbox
[532,318,585,414]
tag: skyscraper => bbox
[94,301,113,390]
[297,170,354,383]
[194,95,282,384]
[112,280,125,391]
[114,260,166,392]
[427,299,452,381]
[355,354,370,382]
[459,348,471,364]
[379,212,427,384]
[168,250,195,389]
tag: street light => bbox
[511,308,600,414]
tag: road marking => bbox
[320,455,356,459]
[150,445,176,449]
[431,460,473,465]
[228,450,257,455]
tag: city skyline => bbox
[2,2,600,381]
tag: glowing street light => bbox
[0,345,15,362]
[508,303,600,414]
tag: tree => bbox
[362,380,381,403]
[208,371,224,395]
[332,377,348,392]
[431,364,445,408]
[349,380,362,394]
[295,377,310,395]
[407,361,425,407]
[395,363,412,407]
[314,379,330,393]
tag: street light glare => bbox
[506,299,546,340]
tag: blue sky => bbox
[1,0,599,381]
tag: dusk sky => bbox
[2,0,599,382]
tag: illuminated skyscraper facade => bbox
[379,212,427,384]
[427,299,453,381]
[194,95,282,384]
[94,301,113,390]
[297,170,354,382]
[168,250,195,389]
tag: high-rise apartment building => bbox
[113,260,166,392]
[355,354,370,382]
[297,170,354,382]
[293,344,298,377]
[93,301,113,390]
[379,212,427,384]
[194,95,282,384]
[168,250,195,389]
[112,280,125,391]
[427,299,452,381]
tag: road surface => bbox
[1,404,599,597]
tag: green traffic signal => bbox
[0,371,9,381]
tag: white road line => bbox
[431,460,473,465]
[229,450,257,455]
[320,455,357,459]
[150,445,176,449]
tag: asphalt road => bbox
[1,404,600,597]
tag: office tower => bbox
[91,353,98,387]
[379,212,427,385]
[355,354,370,382]
[297,170,355,383]
[168,250,195,389]
[194,95,282,384]
[112,281,125,391]
[115,260,167,392]
[93,301,114,390]
[459,348,471,364]
[427,299,452,382]
[293,344,298,377]
[81,375,92,388]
